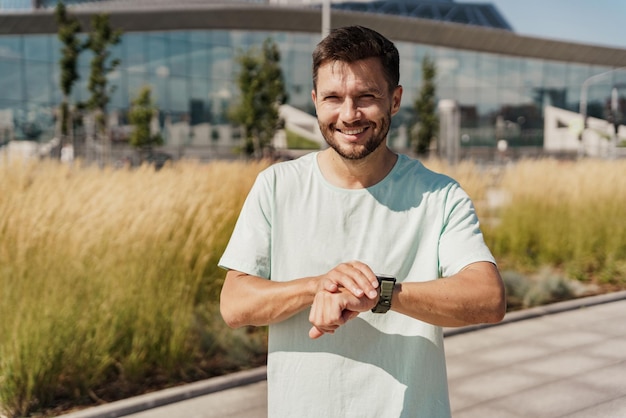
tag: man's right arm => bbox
[219,262,380,329]
[220,270,319,328]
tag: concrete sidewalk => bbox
[61,291,626,418]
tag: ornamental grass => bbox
[1,154,624,417]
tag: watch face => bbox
[372,275,396,313]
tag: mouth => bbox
[337,126,369,136]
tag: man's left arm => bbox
[391,261,506,327]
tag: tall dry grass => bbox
[426,157,626,283]
[1,154,625,416]
[486,158,626,283]
[421,157,494,204]
[0,158,268,417]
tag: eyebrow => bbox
[318,85,385,97]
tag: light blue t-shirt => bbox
[219,151,495,418]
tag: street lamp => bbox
[322,0,331,38]
[578,66,626,141]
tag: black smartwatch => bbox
[372,275,396,314]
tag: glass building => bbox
[1,0,626,159]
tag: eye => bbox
[359,94,378,102]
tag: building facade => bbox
[1,0,626,159]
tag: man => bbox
[219,26,505,417]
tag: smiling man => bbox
[219,26,505,417]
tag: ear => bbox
[391,85,403,116]
[311,89,318,112]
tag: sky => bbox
[457,0,626,49]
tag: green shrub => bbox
[285,129,321,150]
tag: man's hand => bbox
[316,261,379,300]
[308,286,378,339]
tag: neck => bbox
[318,146,398,189]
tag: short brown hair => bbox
[312,26,400,93]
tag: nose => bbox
[339,98,361,123]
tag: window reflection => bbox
[0,28,622,147]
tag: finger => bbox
[336,262,379,299]
[323,281,339,293]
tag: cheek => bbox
[316,104,339,121]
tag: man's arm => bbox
[219,261,380,329]
[306,261,505,338]
[391,261,506,327]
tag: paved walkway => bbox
[62,291,626,418]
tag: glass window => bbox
[611,67,626,86]
[457,86,477,106]
[208,31,231,48]
[189,79,211,124]
[435,47,459,89]
[521,59,543,87]
[71,66,90,104]
[567,64,594,86]
[153,75,170,111]
[24,35,51,62]
[498,56,521,88]
[543,61,567,88]
[476,87,499,115]
[77,47,92,71]
[456,51,479,89]
[476,53,498,89]
[0,36,21,59]
[210,46,234,81]
[25,61,53,103]
[190,42,209,78]
[0,58,22,101]
[209,82,233,123]
[189,31,210,45]
[123,33,147,72]
[147,34,168,76]
[169,31,190,42]
[169,39,189,77]
[169,77,189,113]
[438,85,456,102]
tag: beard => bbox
[320,112,391,160]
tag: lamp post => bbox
[578,66,626,157]
[322,0,331,38]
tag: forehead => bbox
[316,58,388,92]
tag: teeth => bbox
[342,128,365,135]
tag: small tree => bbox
[84,13,122,139]
[128,86,163,159]
[413,55,438,156]
[55,1,83,149]
[230,38,287,157]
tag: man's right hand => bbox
[308,261,380,339]
[308,286,377,339]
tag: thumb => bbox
[309,326,325,339]
[342,310,360,321]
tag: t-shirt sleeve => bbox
[218,170,273,279]
[438,183,495,277]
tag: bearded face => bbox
[312,58,401,161]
